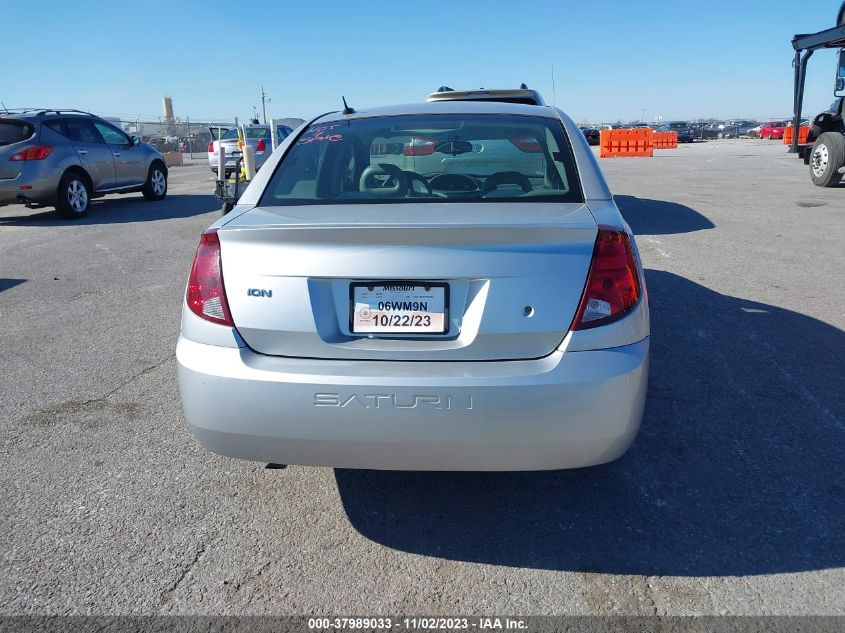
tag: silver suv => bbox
[0,109,168,219]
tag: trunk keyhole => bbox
[523,306,535,318]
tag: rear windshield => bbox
[221,127,269,140]
[668,122,688,129]
[0,121,35,146]
[261,114,582,205]
[220,127,270,141]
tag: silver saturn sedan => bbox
[177,88,649,471]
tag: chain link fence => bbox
[108,117,235,158]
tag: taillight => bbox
[9,145,53,161]
[186,229,233,327]
[571,228,641,330]
[208,141,214,153]
[404,137,436,156]
[256,139,266,152]
[509,136,542,153]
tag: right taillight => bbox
[186,229,233,327]
[571,228,641,331]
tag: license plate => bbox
[350,282,448,334]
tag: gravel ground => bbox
[1,140,843,616]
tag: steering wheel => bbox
[359,163,408,197]
[404,171,433,197]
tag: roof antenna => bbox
[342,96,355,115]
[520,83,528,89]
[0,102,8,113]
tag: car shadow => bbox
[0,278,26,293]
[335,270,845,576]
[0,194,219,226]
[614,195,715,235]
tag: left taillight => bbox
[186,229,234,327]
[570,228,642,331]
[256,139,266,152]
[9,145,53,161]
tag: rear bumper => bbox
[207,153,267,172]
[0,170,57,206]
[177,335,649,471]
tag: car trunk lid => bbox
[218,203,598,361]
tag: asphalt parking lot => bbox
[1,140,843,615]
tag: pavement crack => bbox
[103,354,176,399]
[235,560,273,591]
[160,536,212,605]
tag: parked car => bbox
[0,109,167,219]
[661,121,695,143]
[760,120,789,139]
[691,121,728,139]
[177,88,650,471]
[580,127,600,145]
[725,120,760,138]
[207,124,293,175]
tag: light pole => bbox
[641,108,646,123]
[260,86,271,124]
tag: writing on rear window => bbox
[262,114,583,205]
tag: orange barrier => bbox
[599,128,653,158]
[783,125,810,145]
[652,131,678,150]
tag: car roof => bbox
[3,109,97,119]
[312,100,560,125]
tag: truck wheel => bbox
[810,132,845,187]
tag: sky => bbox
[3,0,843,125]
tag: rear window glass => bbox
[221,127,269,140]
[261,114,582,205]
[0,121,35,146]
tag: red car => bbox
[760,120,788,139]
